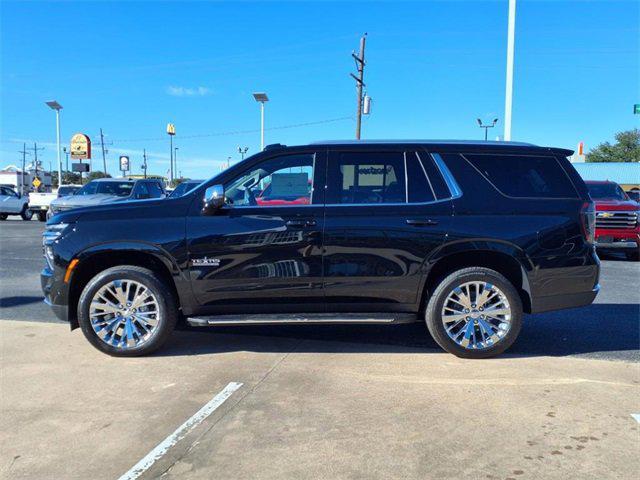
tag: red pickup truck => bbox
[585,180,640,261]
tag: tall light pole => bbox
[167,123,176,184]
[238,146,249,160]
[45,100,63,186]
[252,93,269,150]
[477,118,499,141]
[174,147,179,179]
[504,0,517,141]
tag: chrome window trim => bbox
[430,152,463,199]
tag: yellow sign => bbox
[166,123,176,135]
[70,133,91,160]
[32,177,42,189]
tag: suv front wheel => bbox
[425,267,523,359]
[77,265,178,356]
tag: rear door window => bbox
[464,154,577,198]
[327,152,406,204]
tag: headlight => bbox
[43,222,73,244]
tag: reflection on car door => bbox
[186,150,327,313]
[322,148,453,311]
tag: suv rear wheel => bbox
[77,265,178,356]
[425,267,523,359]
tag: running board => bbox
[187,313,417,327]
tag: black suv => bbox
[41,141,599,358]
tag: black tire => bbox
[0,213,6,220]
[425,267,523,359]
[20,205,33,221]
[37,211,47,222]
[77,265,178,356]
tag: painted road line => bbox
[632,414,640,424]
[118,382,243,480]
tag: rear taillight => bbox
[581,201,595,244]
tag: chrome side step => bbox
[187,313,417,327]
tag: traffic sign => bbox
[32,177,42,189]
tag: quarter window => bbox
[464,154,578,199]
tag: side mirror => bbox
[203,184,225,214]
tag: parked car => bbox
[49,178,165,216]
[0,186,32,220]
[29,185,82,222]
[168,179,204,198]
[627,190,640,204]
[42,140,599,358]
[585,180,640,261]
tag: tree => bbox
[86,171,112,181]
[586,129,640,163]
[51,171,82,188]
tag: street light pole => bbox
[166,123,176,184]
[252,93,269,150]
[238,146,249,160]
[45,101,63,187]
[174,147,179,179]
[504,0,517,141]
[477,118,499,141]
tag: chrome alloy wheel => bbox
[89,279,160,349]
[441,281,512,350]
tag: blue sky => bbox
[1,0,638,179]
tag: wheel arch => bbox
[420,241,533,314]
[66,243,185,329]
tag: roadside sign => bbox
[70,133,92,159]
[119,155,130,172]
[166,123,176,135]
[634,104,640,115]
[72,163,90,173]
[32,177,41,189]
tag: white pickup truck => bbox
[29,185,82,221]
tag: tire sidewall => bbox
[78,267,177,356]
[425,269,523,359]
[21,205,33,221]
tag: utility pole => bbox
[350,33,367,140]
[31,142,45,191]
[99,128,113,175]
[62,147,70,172]
[142,149,148,179]
[18,143,30,196]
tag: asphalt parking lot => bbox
[1,219,639,480]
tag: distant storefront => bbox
[572,162,640,192]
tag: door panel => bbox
[322,149,452,309]
[186,150,326,312]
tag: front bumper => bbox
[41,267,70,322]
[595,240,638,250]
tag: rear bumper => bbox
[530,284,600,314]
[29,205,50,212]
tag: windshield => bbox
[75,181,134,197]
[587,183,628,200]
[58,186,79,196]
[169,181,202,198]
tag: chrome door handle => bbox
[286,219,316,227]
[406,219,439,226]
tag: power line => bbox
[111,115,354,143]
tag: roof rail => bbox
[264,143,286,151]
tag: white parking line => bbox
[632,414,640,424]
[118,382,243,480]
